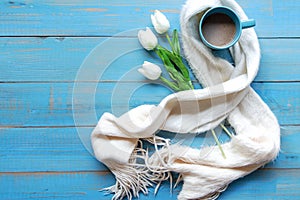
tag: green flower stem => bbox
[211,129,226,159]
[187,80,194,90]
[176,77,193,91]
[160,76,180,92]
[220,123,233,138]
[165,33,173,52]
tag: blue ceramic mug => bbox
[199,6,255,50]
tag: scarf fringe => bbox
[204,185,228,200]
[101,136,178,200]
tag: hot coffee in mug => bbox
[199,6,255,50]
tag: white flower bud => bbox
[138,27,158,50]
[151,10,170,34]
[138,61,162,80]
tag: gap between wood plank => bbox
[0,80,299,84]
[0,124,299,129]
[1,168,298,175]
[0,171,110,175]
[1,35,300,39]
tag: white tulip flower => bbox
[138,27,158,51]
[151,10,170,34]
[138,61,162,80]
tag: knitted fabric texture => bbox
[91,0,280,199]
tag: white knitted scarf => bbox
[91,0,280,199]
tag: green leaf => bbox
[156,46,180,81]
[172,29,180,55]
[158,46,190,80]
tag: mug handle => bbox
[241,19,256,29]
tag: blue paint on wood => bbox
[0,82,298,126]
[0,169,300,199]
[0,0,299,37]
[0,0,299,199]
[0,126,299,172]
[1,38,300,82]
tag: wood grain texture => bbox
[1,37,299,82]
[0,82,298,126]
[0,126,299,172]
[0,169,300,199]
[0,0,299,37]
[0,0,299,199]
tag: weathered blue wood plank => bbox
[1,37,299,82]
[0,126,299,172]
[0,169,299,199]
[0,82,298,126]
[0,127,103,172]
[220,169,300,199]
[0,37,104,82]
[0,0,299,37]
[0,0,298,199]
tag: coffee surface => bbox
[201,13,236,47]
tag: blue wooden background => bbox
[0,0,300,199]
